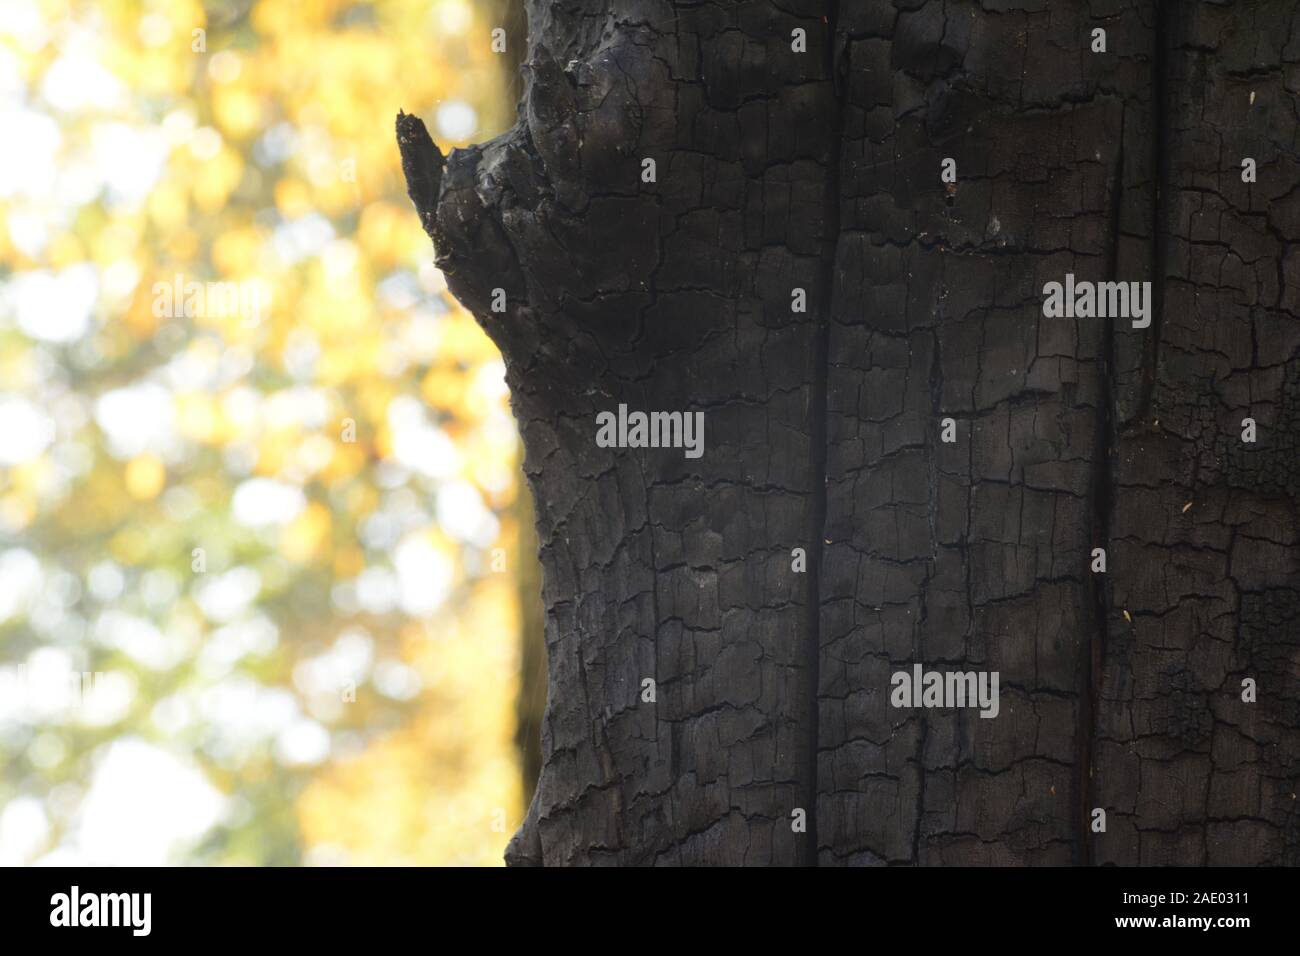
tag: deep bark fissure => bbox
[803,0,845,868]
[1081,123,1123,868]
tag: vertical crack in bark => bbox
[1086,0,1171,865]
[1081,121,1123,868]
[805,0,844,867]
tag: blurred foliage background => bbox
[0,0,536,865]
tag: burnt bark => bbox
[399,0,1300,866]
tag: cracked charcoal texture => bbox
[1095,0,1300,865]
[399,0,1299,866]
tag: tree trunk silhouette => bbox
[399,0,1300,866]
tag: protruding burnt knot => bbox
[394,110,529,357]
[395,110,445,241]
[393,34,659,323]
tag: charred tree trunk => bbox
[399,0,1300,866]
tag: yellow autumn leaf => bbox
[125,455,167,500]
